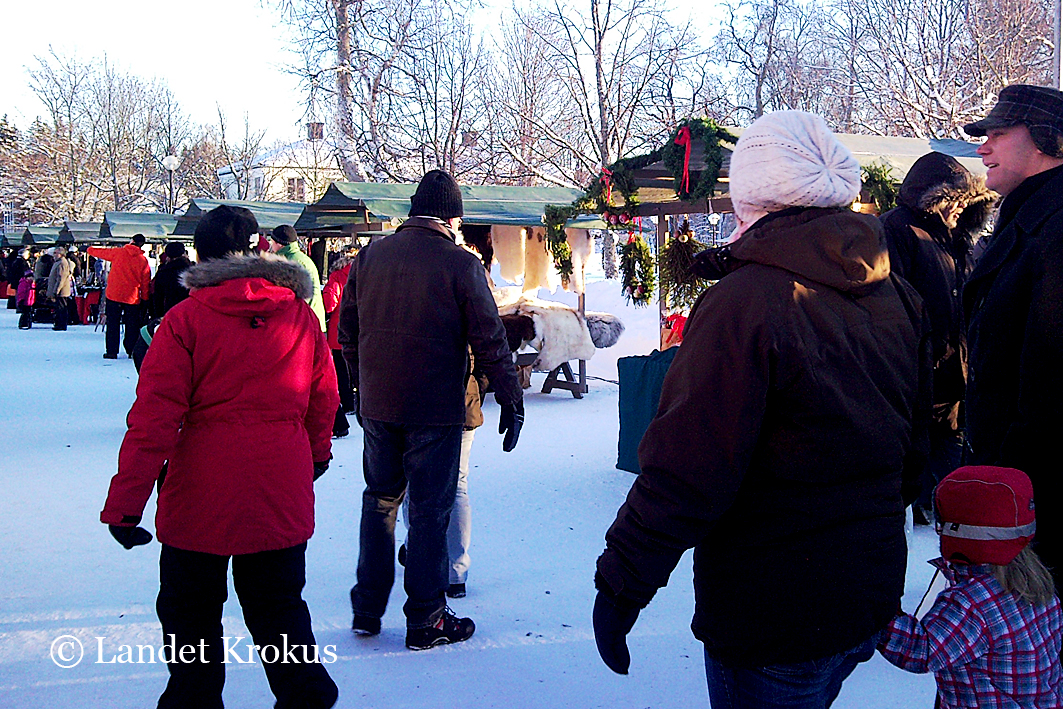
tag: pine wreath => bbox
[660,119,737,202]
[619,232,655,307]
[659,223,707,310]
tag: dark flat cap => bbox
[964,84,1063,137]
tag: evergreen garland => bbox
[660,119,738,202]
[659,222,707,310]
[861,161,898,213]
[619,232,655,307]
[542,119,735,278]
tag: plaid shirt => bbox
[879,560,1063,708]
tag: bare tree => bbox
[841,0,1053,137]
[216,107,269,200]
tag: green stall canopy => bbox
[297,182,598,233]
[59,221,103,243]
[21,226,62,246]
[173,199,307,236]
[101,212,178,241]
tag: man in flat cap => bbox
[963,84,1063,588]
[338,169,524,650]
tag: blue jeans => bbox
[401,428,476,584]
[704,635,877,709]
[350,418,462,628]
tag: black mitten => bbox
[313,460,330,481]
[108,515,153,550]
[498,400,525,452]
[593,589,641,675]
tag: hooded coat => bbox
[597,207,932,667]
[880,153,996,432]
[87,243,151,305]
[100,254,338,556]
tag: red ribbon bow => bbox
[674,126,692,195]
[601,167,614,205]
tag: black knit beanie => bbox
[409,170,463,220]
[194,205,259,261]
[164,241,186,259]
[271,224,299,244]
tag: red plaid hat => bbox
[935,466,1036,566]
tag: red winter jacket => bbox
[101,254,339,556]
[88,243,151,305]
[322,259,352,351]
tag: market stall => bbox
[300,182,617,397]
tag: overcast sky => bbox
[1,0,308,142]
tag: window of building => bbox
[288,177,306,202]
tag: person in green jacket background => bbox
[271,224,326,331]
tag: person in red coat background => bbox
[88,234,152,359]
[322,250,355,437]
[100,205,340,709]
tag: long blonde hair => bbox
[992,546,1056,607]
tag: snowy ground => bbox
[0,278,937,708]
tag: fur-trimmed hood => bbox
[328,254,354,276]
[181,253,314,301]
[899,152,995,212]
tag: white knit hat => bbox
[728,111,861,226]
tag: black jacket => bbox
[150,256,192,318]
[964,164,1063,581]
[338,217,521,425]
[598,208,932,667]
[880,156,995,432]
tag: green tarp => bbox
[21,226,62,246]
[297,182,604,232]
[173,199,307,236]
[101,212,178,241]
[59,222,102,243]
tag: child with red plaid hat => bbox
[878,466,1062,708]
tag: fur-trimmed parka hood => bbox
[328,254,354,276]
[898,152,997,245]
[181,253,314,301]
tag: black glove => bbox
[108,515,153,550]
[593,589,641,675]
[498,400,524,452]
[352,389,363,428]
[313,460,330,481]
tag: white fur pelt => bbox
[565,228,595,294]
[585,311,625,348]
[523,228,560,293]
[492,226,525,283]
[497,294,596,371]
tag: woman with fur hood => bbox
[100,205,340,709]
[879,152,996,525]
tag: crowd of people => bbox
[6,83,1063,709]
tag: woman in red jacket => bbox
[100,205,340,709]
[322,251,355,437]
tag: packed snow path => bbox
[0,294,936,707]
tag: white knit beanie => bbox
[728,111,861,226]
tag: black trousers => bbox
[332,349,352,436]
[156,543,338,709]
[53,296,69,330]
[105,299,142,357]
